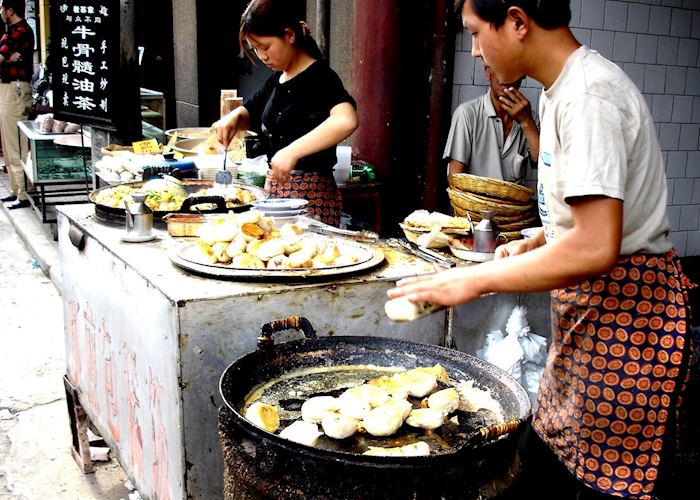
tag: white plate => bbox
[251,198,309,211]
[448,245,494,262]
[121,233,158,243]
[252,208,308,218]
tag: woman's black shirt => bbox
[244,61,356,174]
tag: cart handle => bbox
[179,195,227,213]
[258,316,318,349]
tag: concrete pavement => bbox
[0,169,134,500]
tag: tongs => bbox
[387,238,455,268]
[304,222,379,243]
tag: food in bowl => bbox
[398,210,471,249]
[402,209,472,232]
[94,183,188,212]
[94,182,259,212]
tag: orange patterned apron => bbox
[266,171,342,227]
[533,250,692,499]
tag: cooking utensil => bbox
[303,221,379,243]
[218,317,531,499]
[89,179,269,224]
[473,210,507,253]
[387,238,455,268]
[215,145,233,186]
[123,191,153,239]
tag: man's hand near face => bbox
[499,87,540,161]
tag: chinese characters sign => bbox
[51,1,139,134]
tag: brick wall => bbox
[450,0,700,256]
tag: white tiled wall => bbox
[450,0,700,256]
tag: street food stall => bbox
[57,179,548,498]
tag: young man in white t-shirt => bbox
[389,1,693,499]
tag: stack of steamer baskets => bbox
[447,174,539,241]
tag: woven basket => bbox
[448,174,534,203]
[454,209,538,231]
[448,188,533,216]
[462,189,533,207]
[497,218,540,232]
[501,230,525,241]
[454,206,537,223]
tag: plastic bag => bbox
[237,155,269,187]
[477,306,547,406]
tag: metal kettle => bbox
[124,192,153,237]
[473,209,506,253]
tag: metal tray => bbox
[169,240,385,280]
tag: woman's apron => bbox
[266,170,342,227]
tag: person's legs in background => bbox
[0,81,32,208]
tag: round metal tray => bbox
[169,240,385,280]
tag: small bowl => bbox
[448,239,494,262]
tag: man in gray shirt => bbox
[443,62,539,184]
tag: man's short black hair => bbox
[455,0,571,30]
[1,0,26,17]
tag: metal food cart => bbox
[57,204,549,499]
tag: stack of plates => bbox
[250,198,309,223]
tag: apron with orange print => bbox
[533,250,694,499]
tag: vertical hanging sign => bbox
[50,0,140,137]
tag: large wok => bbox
[219,317,531,499]
[89,179,269,223]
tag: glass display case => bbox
[140,87,166,141]
[17,120,92,223]
[18,120,92,184]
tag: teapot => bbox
[124,192,153,238]
[473,209,506,253]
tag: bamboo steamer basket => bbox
[448,173,534,203]
[448,188,533,216]
[453,206,539,228]
[501,230,526,242]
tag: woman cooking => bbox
[213,0,359,226]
